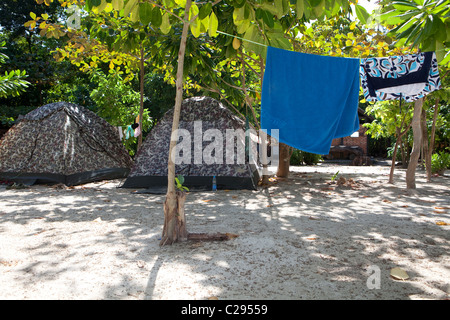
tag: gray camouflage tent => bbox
[121,96,260,191]
[0,102,133,186]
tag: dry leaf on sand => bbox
[390,267,409,281]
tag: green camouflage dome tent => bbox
[121,96,260,192]
[0,102,133,186]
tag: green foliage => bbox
[387,144,403,161]
[0,42,30,98]
[89,69,152,155]
[290,149,322,165]
[175,175,189,192]
[0,115,15,127]
[430,151,450,174]
[331,170,340,182]
[379,0,450,66]
[363,100,413,139]
[25,0,357,132]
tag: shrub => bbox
[430,151,450,174]
[290,149,322,165]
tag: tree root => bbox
[187,232,239,242]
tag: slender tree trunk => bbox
[389,110,412,184]
[259,55,270,184]
[138,47,145,151]
[277,142,291,178]
[159,0,238,246]
[406,98,423,189]
[389,128,401,184]
[400,137,408,168]
[421,106,431,182]
[426,98,440,181]
[239,49,265,182]
[160,0,192,246]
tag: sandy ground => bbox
[0,161,449,300]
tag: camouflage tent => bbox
[121,96,260,191]
[0,102,133,186]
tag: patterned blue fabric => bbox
[261,47,360,155]
[360,52,441,102]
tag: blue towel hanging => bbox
[261,47,360,155]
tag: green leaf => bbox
[189,4,201,37]
[234,0,246,9]
[236,19,251,34]
[243,24,266,56]
[112,0,124,11]
[30,12,37,20]
[91,0,102,6]
[189,3,199,20]
[435,40,445,62]
[312,0,326,18]
[354,4,370,24]
[434,18,447,41]
[123,0,137,17]
[438,49,450,66]
[130,4,139,22]
[392,2,419,11]
[152,8,162,27]
[160,13,171,34]
[93,0,108,12]
[199,15,209,34]
[174,0,186,7]
[190,21,201,37]
[261,10,274,28]
[271,35,292,50]
[208,11,218,37]
[296,0,304,18]
[139,2,153,25]
[259,2,278,16]
[395,16,418,34]
[199,3,212,20]
[274,0,284,17]
[380,10,404,25]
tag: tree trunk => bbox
[138,47,145,151]
[239,50,269,184]
[421,106,430,182]
[160,0,192,246]
[406,98,423,189]
[277,142,291,178]
[426,98,440,182]
[160,191,188,246]
[389,109,412,184]
[400,136,408,168]
[259,55,270,185]
[388,128,401,184]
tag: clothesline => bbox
[216,29,448,58]
[216,30,268,48]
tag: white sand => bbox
[0,163,448,300]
